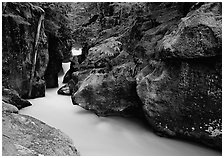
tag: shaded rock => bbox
[2,110,79,156]
[44,34,63,88]
[70,56,81,74]
[60,69,92,96]
[157,2,222,59]
[72,62,142,116]
[137,58,222,149]
[2,87,32,110]
[2,2,49,98]
[63,69,72,83]
[57,80,77,96]
[63,54,87,84]
[136,3,222,149]
[110,50,133,66]
[58,84,71,96]
[81,37,122,70]
[150,3,185,24]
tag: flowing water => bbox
[19,63,221,156]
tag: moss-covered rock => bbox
[2,2,48,98]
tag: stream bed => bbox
[19,63,221,156]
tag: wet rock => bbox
[136,3,222,150]
[2,87,32,110]
[58,84,71,96]
[63,55,86,84]
[57,80,77,96]
[63,69,72,83]
[2,108,80,156]
[44,34,63,88]
[60,69,92,96]
[72,62,142,116]
[2,2,49,98]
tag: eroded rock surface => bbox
[137,3,222,149]
[72,62,142,116]
[2,102,80,156]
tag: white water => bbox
[71,47,82,56]
[19,63,221,156]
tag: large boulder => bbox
[72,62,142,116]
[2,2,49,98]
[137,3,222,149]
[157,2,222,59]
[2,106,80,156]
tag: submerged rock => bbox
[2,103,80,156]
[137,3,222,149]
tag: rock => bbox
[157,2,222,59]
[136,3,222,150]
[61,69,92,95]
[2,87,32,110]
[110,50,133,66]
[72,62,142,116]
[2,2,49,98]
[58,84,71,96]
[57,80,77,96]
[2,101,19,114]
[2,111,79,156]
[80,37,122,70]
[44,34,63,88]
[71,69,92,85]
[63,69,72,83]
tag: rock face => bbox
[60,2,221,150]
[44,34,64,88]
[157,3,222,59]
[2,102,80,156]
[2,2,49,98]
[137,3,222,149]
[41,3,74,88]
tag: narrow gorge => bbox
[2,2,222,156]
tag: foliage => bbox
[90,37,122,58]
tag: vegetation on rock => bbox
[2,2,222,153]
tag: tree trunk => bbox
[28,6,45,98]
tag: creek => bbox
[19,62,221,156]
